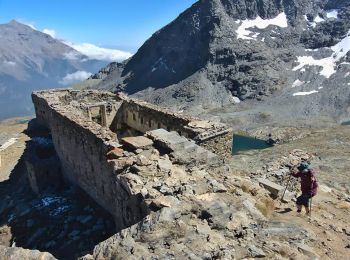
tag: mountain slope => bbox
[88,0,350,123]
[0,20,107,120]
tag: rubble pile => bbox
[83,134,314,259]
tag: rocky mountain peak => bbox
[86,0,350,123]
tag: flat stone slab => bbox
[146,129,187,148]
[258,178,284,196]
[121,136,154,149]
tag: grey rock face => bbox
[91,0,350,121]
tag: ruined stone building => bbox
[28,89,322,259]
[31,89,232,231]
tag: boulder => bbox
[297,243,319,259]
[258,178,284,197]
[208,179,227,193]
[136,155,152,166]
[157,158,173,173]
[149,196,180,210]
[107,147,124,159]
[248,245,266,258]
[121,136,154,150]
[0,245,56,260]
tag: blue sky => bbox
[0,0,197,53]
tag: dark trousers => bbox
[296,194,311,207]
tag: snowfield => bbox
[326,10,339,19]
[293,30,350,78]
[293,90,319,96]
[236,12,288,40]
[292,79,305,88]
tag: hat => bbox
[298,161,309,171]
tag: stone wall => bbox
[113,98,197,139]
[26,153,62,195]
[32,90,146,230]
[112,94,232,143]
[199,131,233,159]
[31,89,232,231]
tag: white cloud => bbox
[65,42,133,62]
[26,23,36,30]
[3,61,16,67]
[59,71,92,85]
[63,51,81,60]
[236,12,288,40]
[13,21,132,62]
[43,29,56,38]
[17,19,36,30]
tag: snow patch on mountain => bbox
[293,56,335,78]
[236,12,288,40]
[293,30,350,78]
[331,30,350,60]
[326,10,338,19]
[293,90,319,96]
[292,79,305,88]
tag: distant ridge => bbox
[0,20,107,120]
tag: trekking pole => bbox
[281,173,292,202]
[309,178,314,219]
[309,196,312,218]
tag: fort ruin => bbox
[31,89,233,230]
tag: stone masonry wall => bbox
[31,89,232,232]
[113,99,197,139]
[32,90,142,230]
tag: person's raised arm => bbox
[290,167,300,177]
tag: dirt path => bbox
[273,189,350,259]
[0,118,30,181]
[227,126,350,258]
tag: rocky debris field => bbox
[228,125,350,259]
[1,119,349,259]
[86,163,310,258]
[81,129,341,259]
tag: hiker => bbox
[266,133,279,146]
[290,161,318,215]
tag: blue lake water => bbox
[232,134,272,155]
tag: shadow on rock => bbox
[0,119,116,259]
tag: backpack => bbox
[310,170,318,197]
